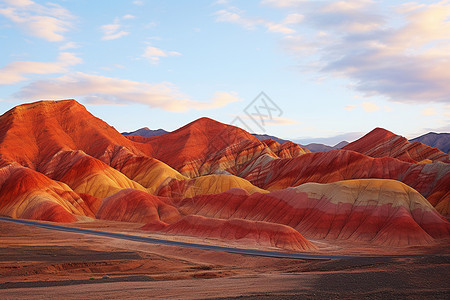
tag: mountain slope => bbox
[343,128,450,163]
[125,117,309,177]
[172,179,449,246]
[0,99,448,249]
[410,132,450,154]
[242,149,450,218]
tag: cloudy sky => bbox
[1,0,449,144]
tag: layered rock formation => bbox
[343,128,450,163]
[0,99,449,250]
[125,117,309,177]
[0,164,93,222]
[96,189,180,224]
[144,215,317,251]
[242,149,450,218]
[172,180,449,246]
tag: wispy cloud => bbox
[215,7,263,30]
[0,52,82,85]
[14,72,238,112]
[59,41,80,50]
[210,91,240,108]
[142,46,181,64]
[100,17,131,40]
[122,14,135,20]
[0,0,74,41]
[214,6,296,35]
[268,0,450,104]
[261,0,307,8]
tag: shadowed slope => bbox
[343,128,450,163]
[173,180,449,246]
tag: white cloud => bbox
[14,72,237,112]
[142,46,181,64]
[344,105,356,111]
[133,0,144,5]
[100,18,129,40]
[362,102,379,113]
[0,0,74,41]
[122,14,135,20]
[0,52,82,85]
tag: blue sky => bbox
[1,0,449,144]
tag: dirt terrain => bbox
[1,220,449,299]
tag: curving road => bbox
[0,217,422,260]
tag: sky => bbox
[0,0,449,145]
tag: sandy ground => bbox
[1,219,449,299]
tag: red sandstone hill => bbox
[0,100,143,168]
[0,99,449,250]
[125,117,309,177]
[0,164,93,222]
[96,189,181,224]
[143,215,317,252]
[261,139,310,159]
[343,127,450,163]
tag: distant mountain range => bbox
[409,132,450,154]
[122,127,168,137]
[252,134,349,152]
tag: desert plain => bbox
[1,219,449,299]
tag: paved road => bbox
[0,217,422,260]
